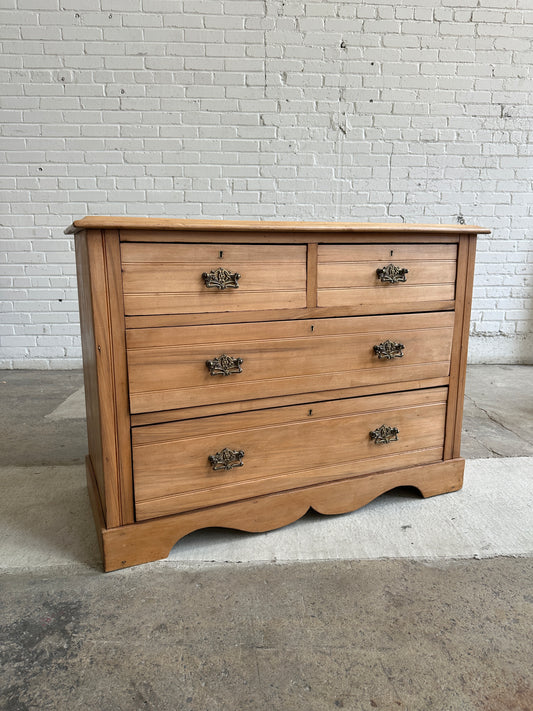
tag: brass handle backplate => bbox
[369,425,399,445]
[373,340,405,360]
[376,264,408,283]
[202,268,240,289]
[208,448,245,471]
[206,354,243,376]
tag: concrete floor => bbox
[0,366,532,711]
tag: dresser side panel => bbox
[103,230,135,524]
[443,234,476,460]
[75,231,106,518]
[451,234,477,458]
[83,229,133,528]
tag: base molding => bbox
[86,456,465,572]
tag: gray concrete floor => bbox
[0,366,532,711]
[461,365,533,458]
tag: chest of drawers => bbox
[68,217,489,571]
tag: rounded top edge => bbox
[65,216,491,235]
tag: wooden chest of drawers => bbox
[68,217,489,571]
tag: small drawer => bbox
[317,243,457,312]
[132,387,447,520]
[126,311,454,414]
[121,242,307,316]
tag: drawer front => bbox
[317,243,457,311]
[121,242,307,316]
[133,387,447,520]
[126,312,454,414]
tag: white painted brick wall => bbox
[1,0,532,368]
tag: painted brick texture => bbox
[0,0,532,367]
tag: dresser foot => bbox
[87,457,464,572]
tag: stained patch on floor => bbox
[1,559,532,711]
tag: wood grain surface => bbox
[76,229,133,527]
[132,387,447,520]
[126,312,454,414]
[96,458,465,571]
[66,216,491,234]
[130,376,451,427]
[73,217,485,570]
[121,242,307,316]
[317,243,457,310]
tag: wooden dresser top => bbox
[65,216,491,235]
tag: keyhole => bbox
[390,250,394,256]
[311,325,314,332]
[308,409,313,416]
[219,250,224,258]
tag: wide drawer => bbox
[121,242,307,316]
[317,243,457,311]
[126,311,454,414]
[133,387,447,520]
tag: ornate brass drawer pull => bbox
[369,425,399,445]
[373,340,405,360]
[376,264,409,283]
[206,354,243,376]
[208,447,245,471]
[202,267,240,289]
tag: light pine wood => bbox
[76,229,133,527]
[443,234,470,461]
[120,230,463,245]
[126,312,454,413]
[306,242,318,309]
[124,301,457,330]
[444,234,478,460]
[124,290,307,317]
[91,457,465,572]
[127,310,454,347]
[75,233,105,507]
[132,386,447,444]
[317,284,456,309]
[318,243,458,262]
[317,243,457,311]
[132,388,447,519]
[121,242,307,316]
[66,216,491,234]
[317,261,457,288]
[452,235,477,458]
[130,376,451,427]
[136,447,445,521]
[102,231,135,524]
[73,217,484,570]
[121,241,307,264]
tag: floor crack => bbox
[465,395,525,441]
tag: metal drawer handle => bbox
[202,267,240,289]
[208,448,245,471]
[373,340,405,360]
[369,425,399,445]
[206,354,243,376]
[376,264,408,283]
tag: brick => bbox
[0,1,530,366]
[18,0,57,7]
